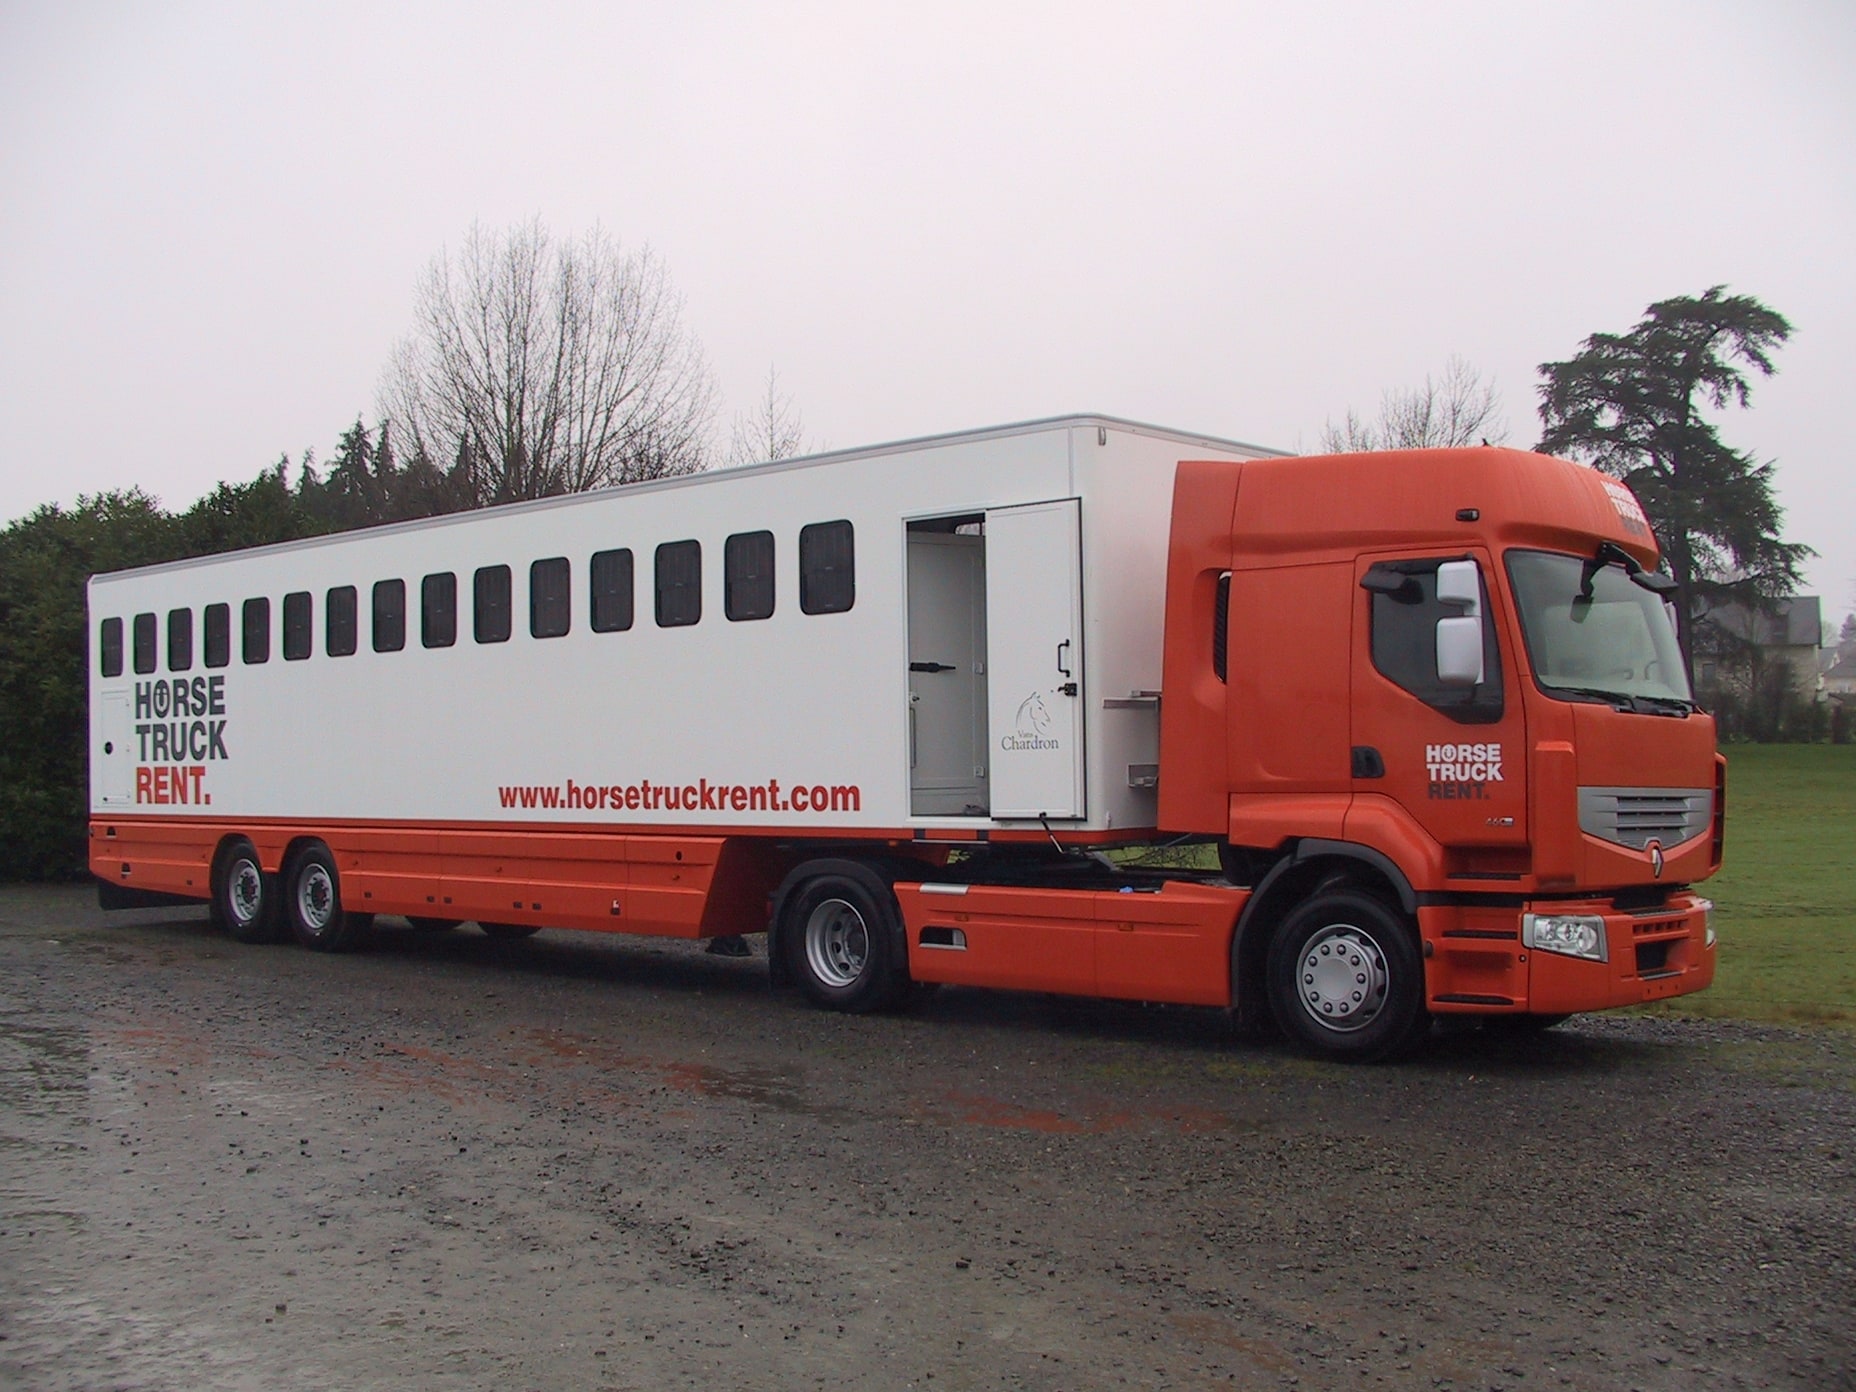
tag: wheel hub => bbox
[804,898,869,989]
[1296,925,1389,1034]
[229,863,262,923]
[297,866,335,930]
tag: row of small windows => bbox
[98,522,855,677]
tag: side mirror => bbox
[1435,559,1481,612]
[1434,560,1485,687]
[1437,617,1484,687]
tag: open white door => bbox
[985,499,1085,818]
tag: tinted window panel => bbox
[373,580,406,652]
[327,585,358,657]
[724,531,775,622]
[591,549,634,633]
[133,613,157,674]
[531,557,570,638]
[1366,560,1502,724]
[655,541,701,628]
[166,608,193,672]
[100,617,124,678]
[283,590,312,661]
[474,565,512,644]
[799,519,855,615]
[204,603,231,668]
[242,598,270,665]
[422,572,457,648]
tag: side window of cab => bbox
[1361,557,1504,724]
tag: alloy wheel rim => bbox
[1296,924,1389,1033]
[297,865,336,931]
[804,898,869,988]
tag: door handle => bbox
[910,661,956,673]
[1056,639,1072,679]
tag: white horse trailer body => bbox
[90,416,1274,839]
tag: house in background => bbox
[1823,649,1856,702]
[1692,595,1823,704]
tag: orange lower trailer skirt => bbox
[89,816,792,938]
[895,880,1247,1007]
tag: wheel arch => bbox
[279,833,331,873]
[210,832,257,883]
[1230,838,1418,1021]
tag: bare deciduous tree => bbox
[381,220,717,504]
[725,366,809,468]
[1320,356,1508,453]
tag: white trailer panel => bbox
[89,417,1276,837]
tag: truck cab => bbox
[1160,447,1719,1057]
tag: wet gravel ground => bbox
[1,883,1851,1391]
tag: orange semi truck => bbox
[89,417,1717,1060]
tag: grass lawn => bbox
[1638,743,1856,1028]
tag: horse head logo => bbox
[1015,691,1052,737]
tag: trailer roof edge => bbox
[88,413,1289,585]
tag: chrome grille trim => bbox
[1578,786,1712,850]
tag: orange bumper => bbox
[1422,891,1716,1015]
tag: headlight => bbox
[1522,912,1608,962]
[1698,898,1716,948]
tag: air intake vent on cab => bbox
[1577,786,1712,849]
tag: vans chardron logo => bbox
[1001,691,1061,752]
[1425,741,1502,800]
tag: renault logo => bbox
[1646,839,1665,879]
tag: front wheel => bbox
[1266,891,1428,1062]
[285,844,366,952]
[782,873,908,1013]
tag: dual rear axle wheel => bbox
[214,840,528,952]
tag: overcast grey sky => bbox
[2,0,1851,622]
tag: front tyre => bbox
[285,844,365,953]
[1267,891,1428,1062]
[215,839,279,944]
[783,873,908,1013]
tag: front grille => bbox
[1578,786,1712,850]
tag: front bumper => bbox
[1420,890,1716,1015]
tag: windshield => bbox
[1506,549,1692,706]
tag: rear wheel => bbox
[782,872,908,1013]
[285,844,366,952]
[1267,891,1428,1062]
[214,839,278,944]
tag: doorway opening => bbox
[906,516,988,816]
